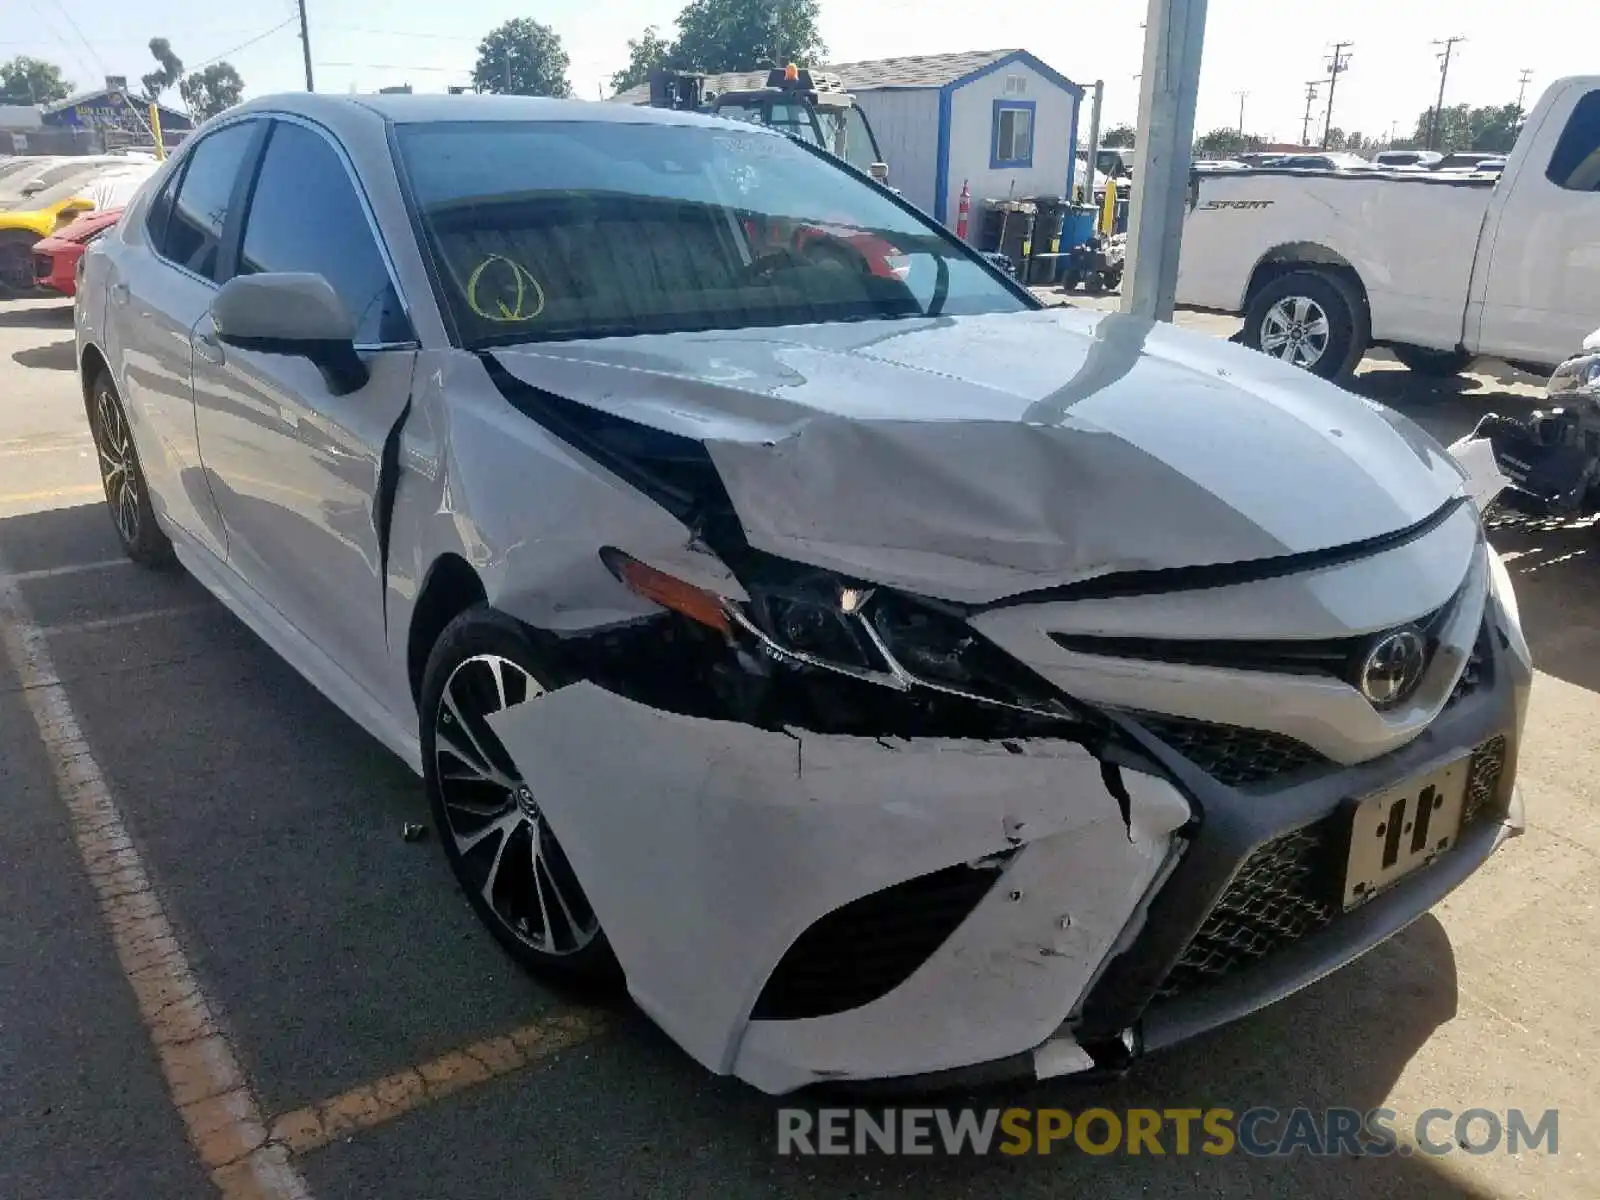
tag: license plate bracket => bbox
[1343,757,1470,910]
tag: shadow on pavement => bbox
[0,302,74,329]
[12,339,75,372]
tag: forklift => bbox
[644,64,891,185]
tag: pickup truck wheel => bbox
[1243,271,1358,380]
[1392,345,1475,377]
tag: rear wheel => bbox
[90,371,174,567]
[1391,344,1475,377]
[1242,270,1364,380]
[420,606,619,983]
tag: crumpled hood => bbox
[491,306,1467,604]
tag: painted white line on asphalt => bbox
[41,603,213,637]
[0,551,313,1200]
[11,558,133,582]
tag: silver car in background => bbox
[75,93,1529,1093]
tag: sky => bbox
[7,0,1589,146]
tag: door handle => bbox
[109,281,130,304]
[193,329,226,365]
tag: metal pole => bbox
[297,0,315,91]
[1120,0,1208,322]
[1083,79,1104,201]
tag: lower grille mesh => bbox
[1154,734,1509,1002]
[1132,713,1327,787]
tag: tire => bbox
[1391,344,1474,377]
[420,605,620,984]
[89,370,175,567]
[0,229,43,299]
[1242,270,1364,380]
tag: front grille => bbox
[749,861,1005,1022]
[1131,713,1328,787]
[1445,622,1491,709]
[33,253,52,282]
[1153,734,1511,1003]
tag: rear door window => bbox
[161,121,259,281]
[1546,89,1600,191]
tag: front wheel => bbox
[1242,270,1363,380]
[420,606,619,984]
[0,229,42,298]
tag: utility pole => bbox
[1300,80,1320,146]
[1320,41,1352,148]
[503,50,513,93]
[1234,89,1248,135]
[1428,36,1465,150]
[1121,0,1208,322]
[1081,79,1104,200]
[1515,68,1533,115]
[296,0,314,91]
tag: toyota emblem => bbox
[1359,628,1428,708]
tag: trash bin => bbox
[1061,204,1098,249]
[1025,198,1066,284]
[978,201,1036,270]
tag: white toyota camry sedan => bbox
[75,93,1530,1094]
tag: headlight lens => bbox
[1547,352,1600,397]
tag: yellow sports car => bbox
[0,157,154,296]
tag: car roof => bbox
[227,91,755,132]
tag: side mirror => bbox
[869,162,890,184]
[211,273,368,395]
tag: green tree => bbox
[472,18,572,97]
[0,55,72,104]
[179,63,245,120]
[141,38,184,103]
[1101,123,1136,148]
[1412,102,1523,153]
[669,0,825,73]
[1193,128,1264,158]
[610,26,671,94]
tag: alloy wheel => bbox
[432,654,599,957]
[95,384,142,547]
[1259,296,1331,368]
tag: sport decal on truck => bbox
[1197,199,1275,210]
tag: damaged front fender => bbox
[486,682,1192,1093]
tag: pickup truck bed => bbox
[1175,76,1600,379]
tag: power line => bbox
[1427,36,1466,150]
[187,19,298,74]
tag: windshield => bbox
[816,105,880,174]
[396,119,1028,348]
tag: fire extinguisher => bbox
[955,180,971,241]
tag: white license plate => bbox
[1343,757,1470,909]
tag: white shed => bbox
[611,49,1085,237]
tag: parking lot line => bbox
[40,602,214,637]
[267,1010,609,1156]
[0,552,315,1200]
[0,483,103,505]
[11,558,133,582]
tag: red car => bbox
[32,208,122,297]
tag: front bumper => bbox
[31,239,80,297]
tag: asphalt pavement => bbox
[1,293,1597,1199]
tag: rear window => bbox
[396,118,1027,348]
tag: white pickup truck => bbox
[1177,76,1600,379]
